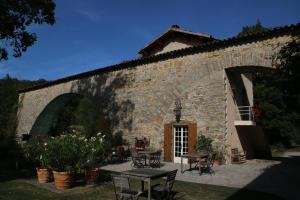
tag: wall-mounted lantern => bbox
[173,98,182,122]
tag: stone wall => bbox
[16,35,293,160]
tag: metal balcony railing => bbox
[236,106,254,121]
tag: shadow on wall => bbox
[227,71,250,111]
[70,71,135,138]
[225,155,300,200]
[30,93,83,136]
[236,126,271,159]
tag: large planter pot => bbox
[53,171,73,189]
[85,168,100,185]
[36,168,51,183]
[213,159,222,166]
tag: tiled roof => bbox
[138,25,215,56]
[19,23,300,93]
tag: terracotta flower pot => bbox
[85,168,100,184]
[36,168,51,183]
[213,160,222,166]
[53,171,73,189]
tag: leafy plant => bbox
[23,136,50,168]
[212,145,224,162]
[46,131,86,172]
[85,132,107,169]
[194,135,213,152]
[44,129,108,172]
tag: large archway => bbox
[225,65,273,159]
[29,93,99,137]
[30,93,81,136]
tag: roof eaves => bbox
[18,23,300,93]
[138,27,213,54]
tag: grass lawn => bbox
[0,170,283,200]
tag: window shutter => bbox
[188,122,197,154]
[164,123,172,162]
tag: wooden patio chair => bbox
[112,174,142,200]
[151,169,178,200]
[149,151,161,168]
[130,149,145,168]
[231,148,246,164]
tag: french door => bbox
[173,126,189,163]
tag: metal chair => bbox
[112,174,142,200]
[200,152,216,175]
[149,151,161,168]
[111,146,124,162]
[130,149,145,168]
[189,150,210,172]
[151,169,178,200]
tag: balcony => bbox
[234,106,256,126]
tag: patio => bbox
[100,151,300,200]
[1,151,299,200]
[100,159,277,188]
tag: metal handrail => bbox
[236,106,254,121]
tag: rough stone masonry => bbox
[16,24,300,162]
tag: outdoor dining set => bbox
[111,137,175,200]
[110,137,162,169]
[112,168,178,200]
[110,137,218,200]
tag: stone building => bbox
[16,23,300,163]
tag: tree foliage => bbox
[49,97,104,138]
[0,75,46,146]
[0,0,56,60]
[237,20,300,147]
[254,38,300,147]
[237,19,268,37]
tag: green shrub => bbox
[46,130,108,172]
[23,136,50,168]
[46,132,85,172]
[195,135,213,152]
[85,132,107,169]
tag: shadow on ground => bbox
[226,154,300,200]
[0,168,35,183]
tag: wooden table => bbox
[122,168,170,200]
[181,152,209,175]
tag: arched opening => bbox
[226,65,274,122]
[29,93,106,137]
[225,65,272,159]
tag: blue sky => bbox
[1,0,300,80]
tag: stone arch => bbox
[225,65,274,107]
[29,93,84,136]
[225,65,272,159]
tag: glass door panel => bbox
[173,126,188,163]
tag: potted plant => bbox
[194,135,213,153]
[46,132,85,189]
[85,132,107,185]
[212,145,224,165]
[23,136,52,183]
